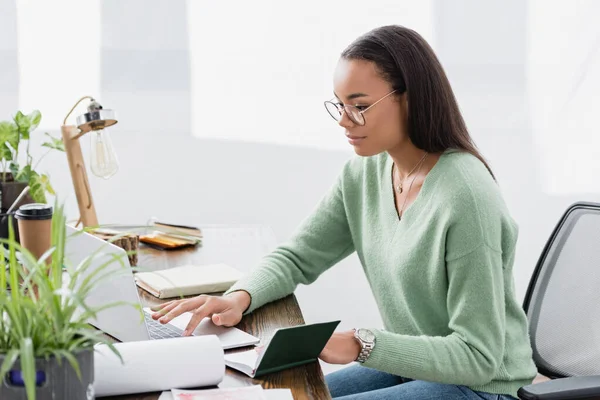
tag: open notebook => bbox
[224,321,340,378]
[135,264,242,299]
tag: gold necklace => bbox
[398,157,427,221]
[395,152,428,193]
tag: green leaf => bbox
[53,349,81,380]
[0,121,19,156]
[7,217,23,308]
[14,111,32,139]
[20,337,36,400]
[15,165,32,183]
[43,174,55,195]
[1,144,13,161]
[27,110,42,132]
[0,199,127,386]
[0,121,15,139]
[41,132,65,152]
[73,329,124,364]
[0,242,6,292]
[28,171,51,203]
[9,162,19,177]
[0,349,19,384]
[50,202,66,286]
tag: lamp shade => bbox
[75,99,117,133]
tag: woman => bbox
[152,25,537,399]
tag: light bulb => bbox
[90,128,119,179]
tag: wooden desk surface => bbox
[104,225,331,400]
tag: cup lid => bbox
[15,203,53,220]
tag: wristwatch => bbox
[353,328,376,363]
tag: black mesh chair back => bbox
[523,202,600,379]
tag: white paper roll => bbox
[94,336,225,397]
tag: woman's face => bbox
[332,58,408,157]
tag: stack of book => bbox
[139,221,203,250]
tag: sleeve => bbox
[224,169,355,314]
[361,242,507,386]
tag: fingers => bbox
[149,295,242,335]
[183,298,220,335]
[160,297,207,324]
[184,309,206,336]
[150,301,173,312]
[151,301,177,319]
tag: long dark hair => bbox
[341,25,494,179]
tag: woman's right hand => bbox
[150,291,251,336]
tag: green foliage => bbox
[0,202,137,399]
[0,110,64,203]
[41,133,65,152]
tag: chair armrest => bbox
[518,376,600,400]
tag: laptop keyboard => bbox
[144,313,185,339]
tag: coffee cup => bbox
[15,203,53,261]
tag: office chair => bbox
[517,202,600,399]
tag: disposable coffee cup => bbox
[15,203,53,262]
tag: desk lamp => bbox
[61,96,119,227]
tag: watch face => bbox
[358,329,375,342]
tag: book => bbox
[152,221,203,239]
[135,263,242,298]
[224,321,340,378]
[139,230,200,250]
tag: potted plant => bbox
[0,201,137,399]
[0,110,64,240]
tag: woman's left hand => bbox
[319,330,361,364]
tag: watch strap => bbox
[354,329,375,363]
[356,341,374,363]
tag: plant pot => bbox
[0,348,95,400]
[0,173,35,242]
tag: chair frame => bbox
[522,201,600,378]
[518,201,600,399]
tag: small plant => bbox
[0,110,64,203]
[0,201,137,399]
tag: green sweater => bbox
[226,149,537,397]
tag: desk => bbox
[104,225,331,400]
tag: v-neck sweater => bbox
[225,149,537,397]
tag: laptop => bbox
[65,225,260,349]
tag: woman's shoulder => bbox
[435,150,513,219]
[436,150,517,255]
[438,150,500,199]
[441,149,494,182]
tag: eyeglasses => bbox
[324,90,397,126]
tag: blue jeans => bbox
[326,364,517,399]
